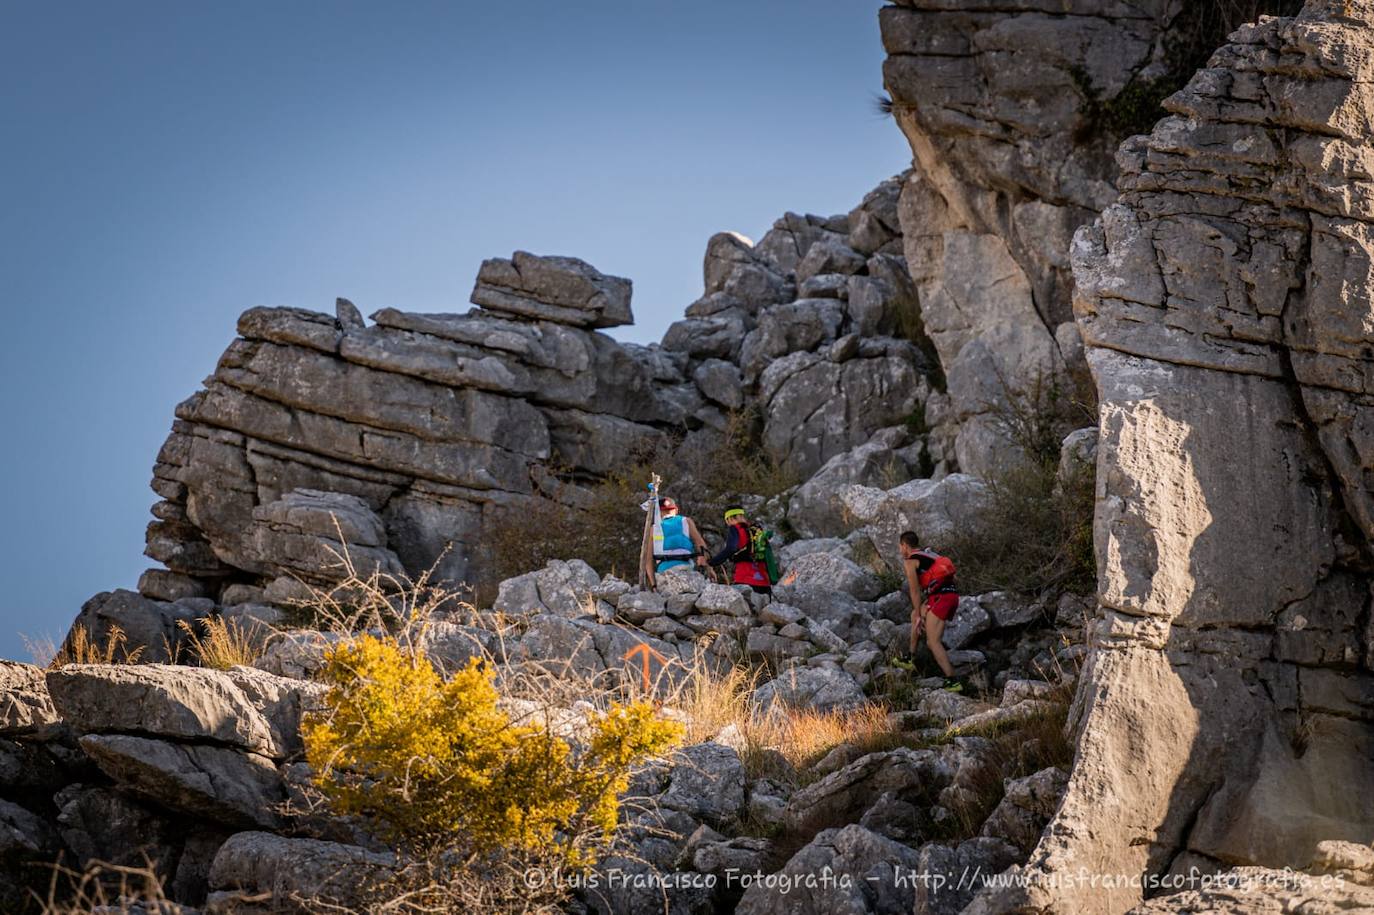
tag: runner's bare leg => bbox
[925,614,956,678]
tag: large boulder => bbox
[780,551,883,601]
[842,474,990,571]
[659,742,747,828]
[759,350,926,477]
[470,250,633,328]
[206,831,396,913]
[493,559,601,619]
[693,583,751,618]
[788,442,908,538]
[753,667,866,715]
[880,0,1164,317]
[693,358,744,410]
[0,661,58,735]
[242,488,405,583]
[661,313,749,362]
[79,734,284,829]
[735,824,921,915]
[795,238,867,285]
[47,664,296,759]
[545,409,667,476]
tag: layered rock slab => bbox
[981,4,1374,912]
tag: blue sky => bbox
[0,1,909,660]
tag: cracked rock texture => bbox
[125,177,940,621]
[37,3,1374,913]
[971,3,1374,912]
[878,1,1267,477]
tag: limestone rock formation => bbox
[878,1,1211,476]
[115,169,940,639]
[976,3,1374,912]
[470,251,634,328]
[39,4,1374,913]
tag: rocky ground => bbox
[15,0,1374,913]
[1,537,1091,914]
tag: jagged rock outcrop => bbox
[118,173,941,635]
[470,251,634,328]
[3,536,1094,913]
[878,2,1278,477]
[41,3,1374,912]
[977,3,1374,912]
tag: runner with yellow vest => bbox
[709,505,774,594]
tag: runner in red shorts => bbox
[897,530,963,692]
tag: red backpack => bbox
[914,550,957,593]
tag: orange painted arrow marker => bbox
[623,642,669,691]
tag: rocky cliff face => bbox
[26,1,1374,913]
[878,0,1138,476]
[131,186,937,615]
[970,2,1374,912]
[879,1,1304,478]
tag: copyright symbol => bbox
[524,867,546,889]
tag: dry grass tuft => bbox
[287,547,482,649]
[741,702,919,784]
[939,702,1074,839]
[660,654,922,786]
[176,615,270,671]
[40,624,144,669]
[36,857,173,914]
[669,652,758,745]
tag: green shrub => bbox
[941,456,1095,599]
[1072,1,1304,142]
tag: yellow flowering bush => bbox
[303,635,682,867]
